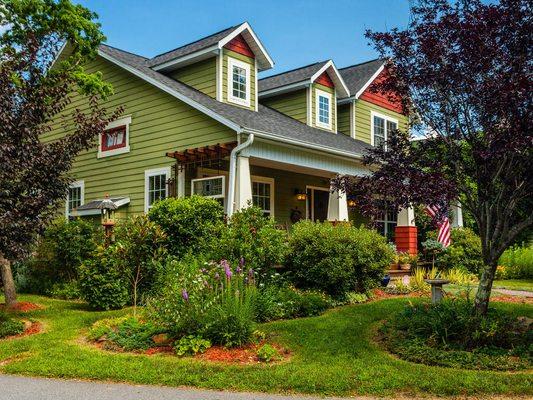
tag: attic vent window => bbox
[227,57,250,107]
[98,116,132,158]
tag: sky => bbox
[77,0,412,77]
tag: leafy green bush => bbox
[254,285,331,322]
[346,292,369,304]
[432,228,484,274]
[498,245,533,279]
[256,344,281,362]
[87,316,127,341]
[78,247,130,310]
[285,221,393,297]
[49,281,81,300]
[148,196,224,258]
[380,298,532,370]
[212,206,287,279]
[174,335,211,356]
[0,312,24,338]
[88,317,163,351]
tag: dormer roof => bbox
[259,60,350,98]
[148,22,274,72]
[338,59,385,100]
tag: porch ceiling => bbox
[249,157,335,178]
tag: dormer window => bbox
[315,89,332,129]
[228,57,250,107]
[98,116,131,158]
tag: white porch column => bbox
[234,155,253,211]
[397,207,416,227]
[451,203,464,227]
[177,166,185,198]
[327,185,349,221]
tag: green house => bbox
[54,22,461,252]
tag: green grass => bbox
[0,295,532,397]
[493,279,533,292]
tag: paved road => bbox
[0,375,359,400]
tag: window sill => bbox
[97,145,130,159]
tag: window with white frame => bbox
[144,167,170,212]
[98,116,131,158]
[191,175,226,206]
[227,58,250,107]
[315,89,332,129]
[375,200,397,242]
[252,178,274,217]
[371,112,398,148]
[66,181,84,216]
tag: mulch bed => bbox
[196,342,289,364]
[491,295,533,304]
[0,301,44,312]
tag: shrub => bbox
[432,228,484,274]
[0,312,24,338]
[285,221,393,297]
[49,281,81,300]
[78,247,130,310]
[174,335,211,356]
[212,206,287,280]
[256,344,281,362]
[346,292,369,304]
[148,196,224,258]
[88,317,163,351]
[87,316,127,341]
[498,245,533,279]
[112,215,167,312]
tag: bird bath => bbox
[424,279,450,304]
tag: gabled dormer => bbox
[258,60,350,133]
[147,22,274,112]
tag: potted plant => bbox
[390,253,400,270]
[398,252,412,271]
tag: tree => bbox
[0,0,121,305]
[333,0,532,314]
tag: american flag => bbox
[426,205,451,247]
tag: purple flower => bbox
[221,259,232,279]
[239,257,245,268]
[248,268,254,278]
[181,289,189,302]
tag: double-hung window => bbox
[371,111,398,149]
[228,58,250,107]
[375,200,397,242]
[252,177,274,218]
[98,116,131,158]
[144,167,170,212]
[66,180,84,217]
[315,89,332,129]
[191,175,226,207]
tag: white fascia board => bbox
[243,128,364,161]
[258,80,311,98]
[310,60,350,98]
[49,41,68,71]
[151,45,219,71]
[355,64,385,99]
[219,22,274,70]
[97,49,242,133]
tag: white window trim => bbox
[144,166,171,213]
[65,180,84,218]
[315,88,332,130]
[251,176,275,218]
[98,115,132,158]
[191,175,226,199]
[370,111,398,147]
[227,57,251,107]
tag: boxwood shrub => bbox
[285,221,393,297]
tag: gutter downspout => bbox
[227,133,254,217]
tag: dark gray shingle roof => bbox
[99,45,370,157]
[339,59,384,98]
[147,25,240,68]
[258,61,328,93]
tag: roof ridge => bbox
[338,58,383,70]
[99,43,148,60]
[149,23,242,60]
[259,60,329,81]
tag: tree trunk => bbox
[0,253,17,306]
[474,262,496,315]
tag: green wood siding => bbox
[168,57,217,98]
[337,103,351,136]
[311,83,336,132]
[222,49,256,111]
[354,99,408,144]
[260,89,307,124]
[48,55,236,216]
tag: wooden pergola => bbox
[166,141,237,167]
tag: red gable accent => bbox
[224,34,255,58]
[359,68,404,114]
[315,71,334,88]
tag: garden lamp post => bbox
[98,194,117,245]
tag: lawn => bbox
[0,295,531,397]
[493,279,533,292]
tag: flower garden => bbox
[1,196,532,396]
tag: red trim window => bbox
[101,125,127,152]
